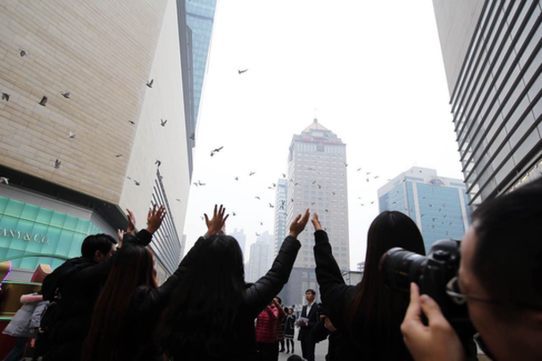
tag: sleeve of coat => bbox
[142,236,206,310]
[30,301,49,329]
[244,236,301,317]
[314,230,355,329]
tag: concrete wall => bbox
[119,0,191,242]
[432,0,485,95]
[0,0,168,203]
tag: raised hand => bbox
[126,208,136,234]
[289,209,310,238]
[311,213,323,232]
[204,204,229,236]
[117,229,125,247]
[146,204,166,234]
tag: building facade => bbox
[0,0,195,280]
[186,0,217,125]
[286,119,350,270]
[230,228,247,260]
[278,267,319,307]
[247,231,274,283]
[273,178,288,256]
[378,167,471,251]
[432,0,542,205]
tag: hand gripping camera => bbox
[379,239,477,356]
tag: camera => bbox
[379,239,476,340]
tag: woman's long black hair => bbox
[346,211,426,360]
[158,235,246,359]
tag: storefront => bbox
[0,188,113,274]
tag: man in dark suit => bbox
[297,289,319,361]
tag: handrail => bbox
[0,253,70,263]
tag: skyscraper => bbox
[378,167,471,251]
[432,1,542,205]
[273,179,288,255]
[230,228,247,259]
[286,119,350,271]
[247,231,274,282]
[186,0,217,125]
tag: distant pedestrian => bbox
[256,299,281,361]
[284,308,296,353]
[298,289,319,361]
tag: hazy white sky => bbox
[183,1,464,269]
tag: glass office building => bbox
[432,1,542,205]
[186,0,218,125]
[378,167,471,251]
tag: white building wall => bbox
[432,0,485,95]
[119,0,190,247]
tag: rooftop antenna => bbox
[314,108,318,123]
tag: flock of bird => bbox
[190,142,394,236]
[0,47,187,203]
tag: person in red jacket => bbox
[256,298,282,361]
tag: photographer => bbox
[401,178,542,361]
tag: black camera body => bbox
[380,239,476,339]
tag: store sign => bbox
[0,228,50,245]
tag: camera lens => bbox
[379,247,427,291]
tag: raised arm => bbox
[312,213,355,328]
[142,204,229,309]
[244,209,310,315]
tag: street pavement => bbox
[278,328,328,361]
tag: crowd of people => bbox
[2,178,541,361]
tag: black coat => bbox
[116,236,202,361]
[169,235,301,361]
[314,230,413,361]
[39,230,152,361]
[297,302,319,342]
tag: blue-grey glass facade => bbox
[379,168,471,251]
[186,0,217,125]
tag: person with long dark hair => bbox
[83,205,228,361]
[158,207,311,360]
[312,211,426,360]
[38,205,165,361]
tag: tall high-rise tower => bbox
[274,179,288,256]
[286,119,350,271]
[378,167,471,251]
[186,0,217,125]
[247,231,274,282]
[230,228,247,259]
[432,1,542,205]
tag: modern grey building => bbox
[186,0,217,125]
[230,228,247,260]
[247,231,274,283]
[286,119,350,270]
[378,167,471,251]
[273,178,288,256]
[278,267,319,307]
[432,0,542,205]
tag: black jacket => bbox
[297,302,320,341]
[169,235,301,361]
[39,230,152,361]
[117,235,204,361]
[314,230,413,361]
